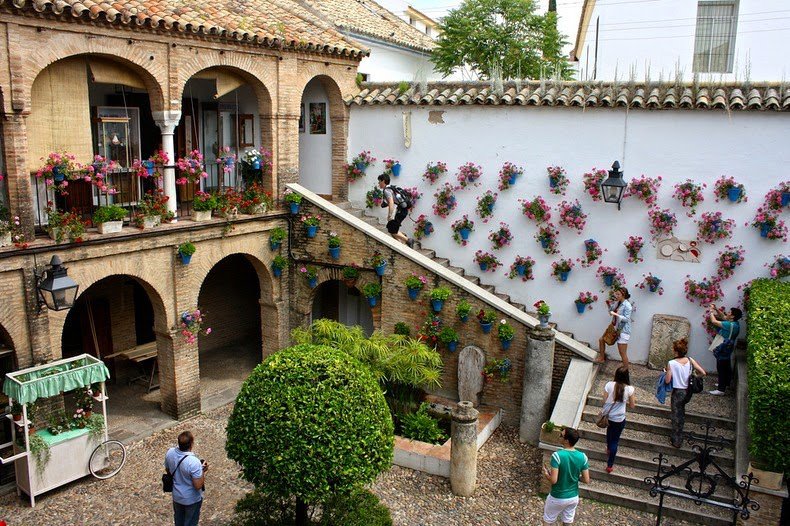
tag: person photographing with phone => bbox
[164,430,208,526]
[541,428,590,525]
[706,303,741,396]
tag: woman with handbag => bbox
[664,339,707,448]
[600,366,635,473]
[596,288,633,368]
[706,304,742,396]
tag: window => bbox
[693,1,738,73]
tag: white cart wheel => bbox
[89,440,127,479]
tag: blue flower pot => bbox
[179,252,192,265]
[289,202,300,215]
[603,273,615,287]
[447,196,456,207]
[459,314,468,323]
[727,187,742,202]
[367,295,378,307]
[355,162,367,172]
[272,266,283,278]
[501,339,512,351]
[760,224,771,238]
[648,279,662,292]
[306,225,318,238]
[391,163,401,177]
[308,276,318,288]
[431,299,444,312]
[407,287,419,300]
[375,262,387,276]
[447,340,458,353]
[460,228,470,241]
[143,160,155,176]
[781,191,790,207]
[540,238,550,249]
[575,300,586,314]
[558,271,570,282]
[508,174,517,185]
[52,166,65,182]
[270,240,281,251]
[516,264,526,276]
[479,262,488,272]
[423,224,433,236]
[486,203,494,213]
[480,321,492,334]
[225,157,235,167]
[329,246,340,260]
[252,159,261,170]
[549,176,557,188]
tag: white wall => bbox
[576,0,789,82]
[357,39,458,82]
[348,104,790,369]
[299,79,332,195]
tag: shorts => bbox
[543,494,579,524]
[617,332,631,345]
[386,208,408,234]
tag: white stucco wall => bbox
[356,37,467,82]
[299,79,332,195]
[348,104,789,369]
[576,0,789,82]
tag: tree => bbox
[226,344,394,525]
[431,0,571,80]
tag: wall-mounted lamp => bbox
[36,255,79,311]
[600,161,627,210]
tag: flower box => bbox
[0,232,11,248]
[540,423,564,446]
[748,462,784,490]
[47,227,61,241]
[96,221,123,235]
[142,215,161,229]
[192,210,212,222]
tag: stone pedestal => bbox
[520,326,555,444]
[450,401,479,497]
[457,345,485,407]
[648,315,690,370]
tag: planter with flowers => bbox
[697,211,735,244]
[192,191,218,221]
[439,327,459,353]
[413,214,434,240]
[432,183,457,218]
[342,265,360,288]
[241,183,273,214]
[429,286,452,312]
[534,300,551,327]
[557,200,587,233]
[574,291,598,314]
[457,162,482,189]
[497,320,515,350]
[551,259,575,282]
[215,188,242,220]
[402,186,423,207]
[648,207,678,239]
[417,313,441,348]
[476,191,498,222]
[457,299,472,322]
[180,308,211,344]
[477,309,496,334]
[301,213,321,238]
[451,215,475,245]
[582,168,607,201]
[177,242,196,265]
[673,180,706,216]
[241,148,267,171]
[519,196,551,224]
[93,204,126,234]
[624,175,661,206]
[300,265,319,288]
[597,265,625,288]
[683,277,723,306]
[217,146,236,173]
[638,273,664,295]
[0,215,25,248]
[762,186,789,211]
[715,245,745,280]
[713,175,747,203]
[369,251,388,276]
[766,255,790,279]
[581,238,605,268]
[46,206,86,243]
[781,181,790,207]
[483,358,512,383]
[134,189,172,229]
[269,227,286,251]
[175,150,208,186]
[508,255,536,281]
[498,162,523,191]
[327,232,341,260]
[352,151,376,173]
[750,209,788,241]
[624,236,645,263]
[423,161,448,184]
[547,166,569,195]
[383,158,401,177]
[534,224,560,254]
[36,151,81,192]
[135,149,169,178]
[346,163,364,183]
[405,274,427,300]
[272,255,288,278]
[283,189,303,215]
[361,282,382,307]
[366,186,384,209]
[474,250,500,272]
[488,222,513,250]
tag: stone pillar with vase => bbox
[519,324,555,444]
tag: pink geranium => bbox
[557,200,587,233]
[624,175,662,206]
[582,168,608,202]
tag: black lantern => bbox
[37,255,79,311]
[601,161,627,210]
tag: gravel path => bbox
[0,404,684,526]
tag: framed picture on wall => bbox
[299,104,305,133]
[309,102,326,135]
[237,114,255,147]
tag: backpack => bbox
[383,186,413,210]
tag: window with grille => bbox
[693,1,739,73]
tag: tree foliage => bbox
[431,0,571,80]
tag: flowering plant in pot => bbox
[0,215,24,248]
[476,191,498,222]
[180,308,211,344]
[497,162,522,191]
[534,224,560,254]
[345,163,364,182]
[217,146,236,173]
[283,189,303,214]
[750,209,788,241]
[765,255,790,279]
[365,186,384,209]
[269,227,286,250]
[474,250,500,272]
[405,273,427,299]
[637,273,664,295]
[175,150,208,185]
[581,238,605,267]
[534,300,551,327]
[242,148,271,172]
[488,222,513,250]
[439,326,459,352]
[383,158,401,176]
[597,265,624,288]
[715,245,745,280]
[369,251,387,275]
[134,149,169,178]
[352,151,375,172]
[402,186,423,206]
[413,214,434,240]
[547,165,569,195]
[423,161,447,184]
[361,282,383,307]
[519,196,551,224]
[551,258,575,282]
[456,162,482,189]
[299,265,319,287]
[497,319,515,350]
[697,211,735,244]
[46,205,86,243]
[417,313,441,347]
[177,241,196,264]
[136,189,174,227]
[36,151,80,186]
[241,183,273,214]
[93,204,126,234]
[451,215,475,245]
[673,179,706,216]
[508,255,536,281]
[574,291,598,313]
[215,188,242,219]
[327,231,341,259]
[762,183,790,211]
[192,191,218,221]
[10,400,23,422]
[300,213,321,238]
[648,207,678,239]
[456,299,472,322]
[713,175,747,203]
[432,183,457,218]
[429,286,452,312]
[624,235,645,263]
[75,386,95,414]
[271,255,288,277]
[341,265,360,287]
[557,200,587,233]
[482,358,512,383]
[476,309,496,333]
[582,168,607,201]
[624,175,661,206]
[683,277,723,305]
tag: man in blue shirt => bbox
[164,431,208,526]
[707,304,742,396]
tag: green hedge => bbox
[746,279,790,474]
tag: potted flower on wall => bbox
[180,308,211,344]
[582,168,607,201]
[497,162,523,191]
[299,265,319,288]
[574,291,598,314]
[93,204,126,234]
[413,214,434,240]
[192,191,217,221]
[597,265,624,288]
[301,213,321,238]
[451,215,475,245]
[327,231,342,260]
[283,189,303,215]
[342,265,360,288]
[713,175,747,203]
[482,358,512,383]
[269,227,286,250]
[352,151,376,173]
[383,158,401,177]
[624,175,662,206]
[551,259,575,282]
[477,309,496,334]
[429,286,452,312]
[673,179,706,216]
[624,235,645,263]
[46,205,86,243]
[766,255,790,279]
[519,196,552,224]
[369,251,387,276]
[648,207,678,239]
[178,242,196,264]
[175,150,209,186]
[557,200,587,233]
[637,273,664,295]
[750,209,788,241]
[581,238,605,268]
[488,222,513,250]
[272,255,288,278]
[457,162,482,189]
[697,211,735,244]
[547,165,569,195]
[474,250,500,272]
[241,183,273,215]
[439,326,459,352]
[422,161,447,184]
[476,191,498,222]
[457,299,472,322]
[508,255,536,281]
[405,274,427,300]
[534,300,551,328]
[715,245,746,280]
[497,319,515,350]
[365,186,384,209]
[432,183,457,218]
[534,224,560,254]
[361,282,382,307]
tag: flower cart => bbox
[0,354,126,506]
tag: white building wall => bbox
[348,104,789,369]
[576,0,789,82]
[299,79,332,195]
[356,39,464,82]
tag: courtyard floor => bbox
[0,403,693,526]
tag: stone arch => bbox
[0,270,32,368]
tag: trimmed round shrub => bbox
[226,344,394,505]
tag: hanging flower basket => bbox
[557,200,587,233]
[637,273,664,295]
[432,183,457,218]
[581,238,605,267]
[534,224,559,255]
[697,211,735,244]
[574,291,598,314]
[624,175,662,206]
[476,191,497,223]
[582,168,608,202]
[519,196,551,224]
[648,207,678,239]
[456,162,482,189]
[624,236,645,263]
[488,222,513,250]
[498,162,523,191]
[551,259,575,282]
[422,161,448,184]
[547,166,569,195]
[474,250,500,273]
[451,215,475,246]
[508,255,536,281]
[413,214,434,240]
[713,175,747,204]
[673,180,706,216]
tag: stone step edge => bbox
[586,396,736,429]
[586,466,736,504]
[579,410,735,444]
[578,427,734,463]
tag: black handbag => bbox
[162,454,188,493]
[688,371,704,394]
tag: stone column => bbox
[152,110,182,218]
[2,112,36,239]
[520,325,556,445]
[450,401,479,497]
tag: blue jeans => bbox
[606,419,626,467]
[174,499,202,526]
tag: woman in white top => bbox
[664,338,707,448]
[602,366,636,473]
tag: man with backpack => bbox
[378,173,414,247]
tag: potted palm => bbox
[178,242,196,264]
[439,327,459,352]
[192,191,217,221]
[361,282,382,307]
[269,227,286,250]
[93,204,126,234]
[429,287,452,312]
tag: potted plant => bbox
[551,259,575,282]
[624,175,662,206]
[413,214,434,240]
[451,215,475,245]
[519,196,552,224]
[439,326,459,352]
[383,158,401,177]
[429,286,452,312]
[557,200,587,233]
[713,175,747,203]
[241,182,273,214]
[361,282,382,307]
[574,291,598,314]
[422,161,447,184]
[369,251,387,276]
[456,162,482,188]
[474,250,500,272]
[597,265,623,288]
[540,421,565,446]
[46,205,86,243]
[272,255,287,278]
[547,165,569,195]
[404,273,427,300]
[76,386,94,417]
[299,265,319,288]
[283,189,303,215]
[192,191,217,221]
[534,224,560,254]
[92,204,125,234]
[175,150,208,186]
[365,186,384,209]
[178,242,196,264]
[638,273,664,295]
[269,227,286,250]
[498,162,522,190]
[475,191,498,222]
[352,151,376,173]
[300,213,321,238]
[457,299,472,322]
[750,209,788,241]
[673,179,706,217]
[0,215,22,248]
[477,309,496,334]
[482,358,512,383]
[714,245,746,280]
[342,265,360,288]
[35,151,80,185]
[648,207,678,239]
[180,308,211,344]
[488,222,513,250]
[10,400,22,422]
[327,231,341,260]
[697,211,735,244]
[135,189,173,229]
[27,432,51,472]
[581,239,604,268]
[624,235,645,263]
[215,188,242,219]
[582,167,608,201]
[497,319,515,350]
[534,300,551,328]
[432,183,457,218]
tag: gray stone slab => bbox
[648,314,690,370]
[457,345,485,406]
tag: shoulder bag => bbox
[162,454,189,493]
[602,323,620,346]
[596,400,613,428]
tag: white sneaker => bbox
[708,390,726,396]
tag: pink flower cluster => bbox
[697,211,735,244]
[403,186,423,205]
[672,179,706,216]
[508,255,536,281]
[713,175,747,203]
[581,238,605,268]
[180,308,211,345]
[683,277,723,306]
[175,150,208,185]
[647,207,678,238]
[749,207,788,241]
[637,273,664,295]
[488,222,513,250]
[423,162,447,184]
[457,162,482,189]
[557,200,587,233]
[519,196,551,223]
[476,191,498,222]
[761,182,789,211]
[432,183,457,218]
[383,158,399,172]
[451,215,475,246]
[766,255,790,279]
[624,175,662,206]
[715,245,746,280]
[582,168,607,201]
[413,214,434,240]
[547,166,569,196]
[597,265,626,288]
[346,163,365,182]
[352,151,376,168]
[624,235,645,263]
[534,224,560,254]
[474,250,501,271]
[576,291,599,307]
[551,258,575,280]
[497,162,523,191]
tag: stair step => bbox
[495,293,510,302]
[580,410,734,444]
[419,249,436,258]
[586,396,735,430]
[583,437,703,472]
[433,257,449,266]
[448,266,465,276]
[559,330,574,339]
[481,285,495,293]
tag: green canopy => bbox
[3,354,110,405]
